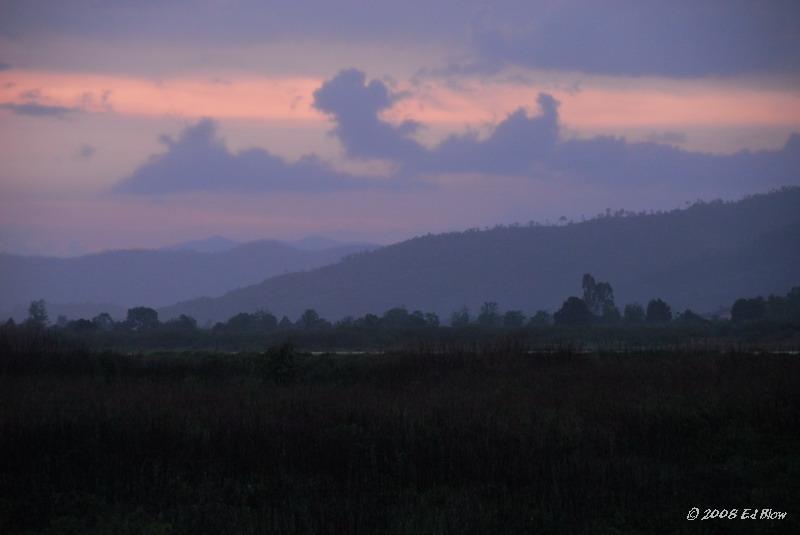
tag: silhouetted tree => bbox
[503,310,525,328]
[68,318,96,333]
[409,310,429,328]
[600,303,621,323]
[787,287,800,319]
[336,316,354,328]
[125,307,159,330]
[359,313,380,329]
[623,303,645,324]
[424,312,440,328]
[92,312,114,331]
[676,309,707,324]
[582,274,615,316]
[383,307,412,329]
[766,294,788,320]
[737,288,799,323]
[226,312,254,330]
[167,314,198,331]
[554,297,591,326]
[582,274,597,308]
[646,299,672,323]
[224,310,276,331]
[478,302,500,327]
[253,310,278,331]
[529,310,552,326]
[26,299,49,329]
[450,307,470,328]
[64,318,98,333]
[278,316,293,329]
[298,309,325,330]
[731,297,766,322]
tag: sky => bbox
[1,0,799,256]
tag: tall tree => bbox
[26,299,49,328]
[450,307,471,328]
[731,297,766,322]
[92,312,115,331]
[554,297,592,326]
[478,302,500,327]
[623,303,646,324]
[646,299,672,323]
[503,310,526,328]
[582,273,615,317]
[298,309,323,330]
[126,307,159,330]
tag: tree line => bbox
[8,274,799,350]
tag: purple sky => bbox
[1,0,799,255]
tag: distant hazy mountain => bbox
[0,240,378,321]
[161,188,800,324]
[163,236,240,253]
[165,235,379,253]
[290,235,378,251]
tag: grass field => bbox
[1,345,798,534]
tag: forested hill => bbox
[161,188,800,324]
[0,240,376,320]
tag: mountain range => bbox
[0,239,377,321]
[160,188,800,324]
[4,189,798,325]
[163,235,376,254]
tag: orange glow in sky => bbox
[0,71,323,120]
[3,69,800,132]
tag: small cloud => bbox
[74,144,97,160]
[0,87,81,118]
[19,89,42,100]
[78,90,113,112]
[0,62,11,71]
[0,102,79,118]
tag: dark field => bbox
[1,345,798,534]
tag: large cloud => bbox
[111,69,800,196]
[114,119,372,194]
[0,1,468,46]
[464,1,800,77]
[4,1,798,77]
[415,94,559,175]
[314,69,800,193]
[313,70,560,175]
[554,134,800,192]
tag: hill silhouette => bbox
[0,240,377,320]
[161,188,800,324]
